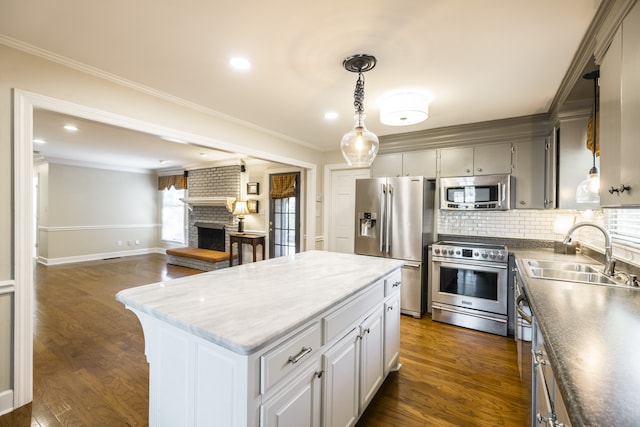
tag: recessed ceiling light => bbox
[159,160,171,165]
[324,112,338,120]
[229,57,251,70]
[63,124,78,132]
[199,153,208,157]
[33,138,46,144]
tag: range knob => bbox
[497,251,505,260]
[489,251,496,259]
[473,251,480,257]
[455,250,461,256]
[447,249,454,255]
[434,248,441,255]
[481,251,488,258]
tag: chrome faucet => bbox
[562,222,616,276]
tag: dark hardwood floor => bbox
[0,254,528,426]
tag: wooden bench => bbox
[166,247,235,271]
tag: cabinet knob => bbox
[465,168,471,173]
[519,200,526,205]
[476,168,482,172]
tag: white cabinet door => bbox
[359,307,384,410]
[402,150,437,178]
[261,361,322,427]
[370,154,403,178]
[323,328,360,427]
[512,139,546,209]
[383,292,400,375]
[473,143,512,175]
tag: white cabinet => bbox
[323,328,360,427]
[440,143,511,177]
[371,150,437,178]
[383,292,401,375]
[512,139,546,209]
[599,2,640,207]
[261,360,322,427]
[323,306,385,427]
[359,307,384,409]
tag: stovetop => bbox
[432,240,508,263]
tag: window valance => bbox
[158,174,188,191]
[269,174,296,199]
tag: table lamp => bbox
[233,201,250,233]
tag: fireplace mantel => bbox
[180,197,236,212]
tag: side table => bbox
[229,233,266,266]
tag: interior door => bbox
[329,168,370,253]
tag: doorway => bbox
[268,172,300,257]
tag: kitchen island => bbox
[116,250,403,427]
[514,250,640,426]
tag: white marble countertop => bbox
[116,250,403,355]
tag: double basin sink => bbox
[523,259,633,288]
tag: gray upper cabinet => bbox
[370,153,403,178]
[440,143,511,177]
[512,139,546,209]
[402,150,437,178]
[599,2,640,207]
[370,150,437,179]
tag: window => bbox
[607,209,640,246]
[161,187,186,243]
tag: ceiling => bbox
[1,0,601,171]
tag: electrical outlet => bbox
[135,240,140,245]
[117,240,122,247]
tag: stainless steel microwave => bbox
[440,174,513,210]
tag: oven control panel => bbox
[432,242,507,263]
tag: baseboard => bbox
[0,389,14,416]
[37,247,166,266]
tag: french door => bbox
[269,172,300,257]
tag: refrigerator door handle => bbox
[386,184,393,254]
[380,184,386,253]
[403,262,421,269]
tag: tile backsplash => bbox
[437,209,567,241]
[438,208,640,268]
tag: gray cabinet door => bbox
[370,154,402,178]
[473,143,512,175]
[402,150,437,178]
[512,139,545,209]
[440,147,473,177]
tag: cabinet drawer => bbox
[384,270,402,296]
[260,322,321,394]
[323,281,384,345]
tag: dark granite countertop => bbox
[514,249,640,426]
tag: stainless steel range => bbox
[430,241,509,336]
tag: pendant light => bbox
[340,54,379,167]
[576,70,600,204]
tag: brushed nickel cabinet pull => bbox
[288,346,312,364]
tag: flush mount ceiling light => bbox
[229,57,251,70]
[576,70,600,204]
[63,124,78,132]
[380,92,429,126]
[340,54,379,167]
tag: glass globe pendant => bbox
[341,112,379,166]
[340,54,379,167]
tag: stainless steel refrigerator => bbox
[354,176,435,318]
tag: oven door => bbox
[431,257,508,315]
